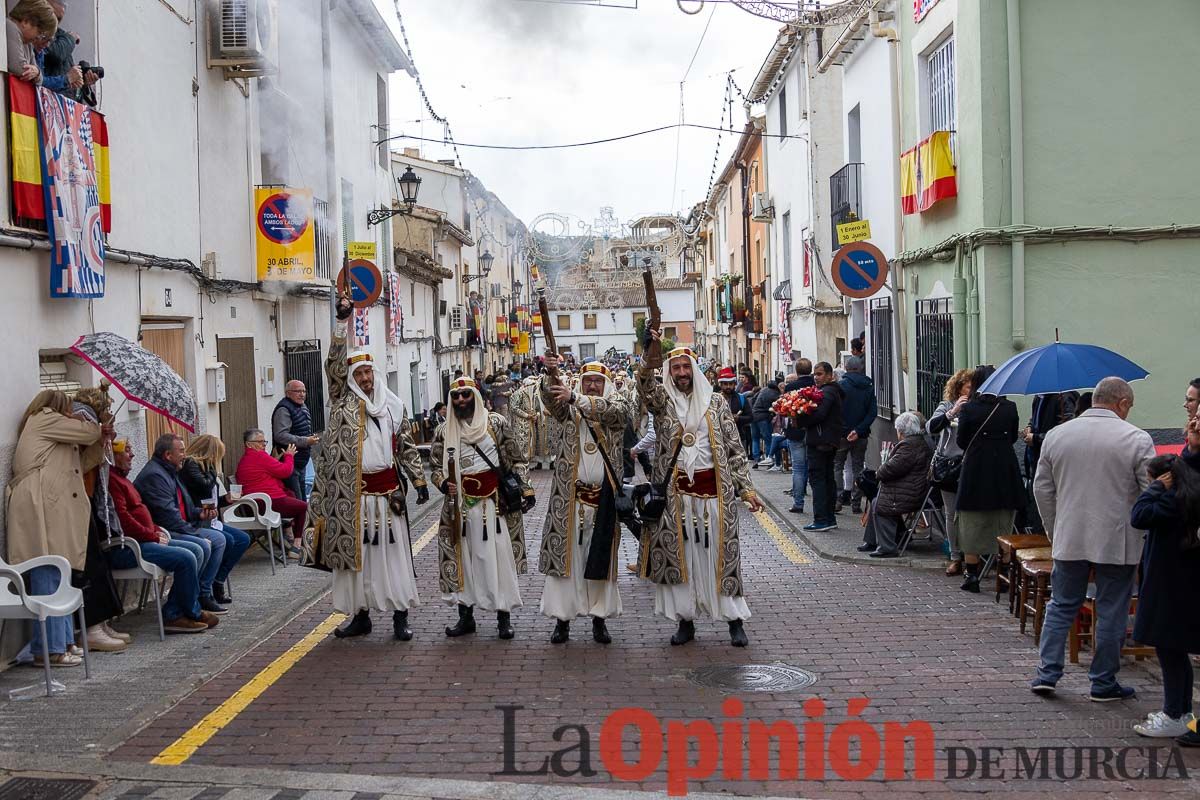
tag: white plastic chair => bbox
[102,537,165,641]
[222,493,285,574]
[0,554,89,697]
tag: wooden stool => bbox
[1009,546,1053,616]
[995,534,1051,605]
[1080,595,1156,662]
[1069,595,1096,664]
[1019,559,1054,642]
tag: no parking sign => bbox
[831,241,889,300]
[254,188,316,281]
[337,259,383,308]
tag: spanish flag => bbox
[508,312,518,343]
[495,314,507,343]
[93,110,111,232]
[918,130,957,211]
[8,76,43,223]
[532,311,542,328]
[899,144,919,215]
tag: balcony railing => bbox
[829,162,863,251]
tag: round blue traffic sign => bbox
[831,241,889,299]
[257,192,310,245]
[336,259,382,308]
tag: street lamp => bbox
[479,250,495,276]
[513,279,523,297]
[367,166,423,227]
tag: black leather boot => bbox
[497,610,515,640]
[728,619,749,647]
[670,619,695,646]
[445,604,476,637]
[334,610,371,639]
[213,582,232,605]
[592,617,611,645]
[393,610,413,641]
[551,619,570,644]
[961,562,982,593]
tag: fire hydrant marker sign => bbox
[255,188,316,281]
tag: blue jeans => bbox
[787,440,808,510]
[107,541,201,621]
[173,529,223,597]
[752,420,773,460]
[167,537,205,567]
[1036,560,1137,693]
[28,565,73,656]
[212,525,250,584]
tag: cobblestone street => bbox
[71,469,1196,798]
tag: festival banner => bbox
[353,307,370,347]
[387,270,401,345]
[509,312,519,343]
[255,187,316,281]
[516,331,530,356]
[38,87,106,298]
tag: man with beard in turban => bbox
[304,295,429,641]
[538,357,632,644]
[637,332,762,647]
[430,376,533,639]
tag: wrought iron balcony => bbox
[829,162,863,251]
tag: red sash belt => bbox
[361,469,399,495]
[676,468,718,498]
[575,481,602,506]
[460,470,498,499]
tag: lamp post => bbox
[367,166,423,227]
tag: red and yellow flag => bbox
[900,131,957,215]
[918,130,957,211]
[92,110,111,232]
[8,76,43,223]
[899,144,919,215]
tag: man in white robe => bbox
[537,358,631,644]
[430,377,532,639]
[637,338,762,647]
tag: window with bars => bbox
[340,179,354,254]
[915,298,954,420]
[925,36,956,143]
[868,297,894,413]
[778,86,788,139]
[313,198,334,280]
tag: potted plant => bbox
[732,296,746,323]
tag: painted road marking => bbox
[755,509,811,565]
[152,518,441,766]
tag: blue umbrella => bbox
[978,341,1150,397]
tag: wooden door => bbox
[217,337,257,475]
[140,324,190,450]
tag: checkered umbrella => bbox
[70,331,198,431]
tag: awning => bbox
[772,280,792,301]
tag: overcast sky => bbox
[377,0,779,230]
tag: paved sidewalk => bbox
[0,485,441,755]
[750,463,949,570]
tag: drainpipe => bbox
[951,243,967,368]
[320,0,339,331]
[1007,0,1026,351]
[966,247,980,366]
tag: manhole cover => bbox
[0,777,95,800]
[689,664,818,693]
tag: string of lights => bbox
[374,122,804,152]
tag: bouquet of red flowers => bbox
[771,385,825,418]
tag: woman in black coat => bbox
[953,365,1024,592]
[1130,436,1200,742]
[858,411,932,557]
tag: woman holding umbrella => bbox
[954,365,1025,592]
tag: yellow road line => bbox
[755,509,811,565]
[152,517,441,766]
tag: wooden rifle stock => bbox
[642,269,661,352]
[537,289,562,383]
[446,448,461,545]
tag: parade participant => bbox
[509,375,556,470]
[304,295,430,641]
[637,332,762,647]
[430,376,533,639]
[538,357,632,644]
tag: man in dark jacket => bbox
[752,379,781,468]
[794,362,844,531]
[272,381,319,499]
[135,434,245,614]
[834,356,878,513]
[857,412,932,557]
[782,359,815,513]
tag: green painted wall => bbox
[897,0,1200,431]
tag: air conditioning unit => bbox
[751,192,774,222]
[449,306,466,330]
[208,0,279,77]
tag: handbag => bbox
[930,403,998,492]
[582,420,637,524]
[470,443,526,514]
[636,437,685,527]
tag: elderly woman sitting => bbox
[857,411,933,558]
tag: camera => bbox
[78,60,105,79]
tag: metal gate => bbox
[283,340,327,433]
[915,298,954,419]
[868,297,894,413]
